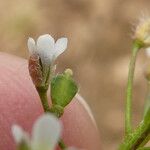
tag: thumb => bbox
[0,53,101,150]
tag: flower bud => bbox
[64,68,73,76]
[51,69,78,108]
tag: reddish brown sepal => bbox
[28,54,43,87]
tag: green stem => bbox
[59,139,67,149]
[138,134,150,148]
[143,82,150,118]
[119,120,150,150]
[125,41,142,135]
[37,88,50,112]
[36,88,67,150]
[138,148,150,150]
[138,82,150,147]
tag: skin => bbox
[0,53,101,150]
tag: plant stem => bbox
[138,147,150,150]
[37,88,67,150]
[37,88,50,112]
[125,41,142,135]
[138,134,150,148]
[143,82,150,118]
[59,139,67,149]
[119,120,150,150]
[139,82,150,147]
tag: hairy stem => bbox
[138,148,150,150]
[138,82,150,147]
[37,88,50,112]
[37,88,67,150]
[143,82,150,118]
[125,41,142,135]
[138,134,150,148]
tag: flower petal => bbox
[11,124,30,145]
[37,34,55,64]
[27,37,36,54]
[31,113,62,150]
[146,47,150,57]
[54,37,68,59]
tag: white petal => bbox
[31,113,62,150]
[27,37,36,54]
[146,47,150,57]
[37,34,55,64]
[54,37,68,59]
[11,125,30,145]
[145,36,150,46]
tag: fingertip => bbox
[61,94,101,149]
[0,53,101,150]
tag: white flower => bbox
[11,125,30,145]
[12,113,62,150]
[27,34,68,65]
[135,16,150,46]
[146,47,150,57]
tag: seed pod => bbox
[51,69,78,107]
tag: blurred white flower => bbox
[11,125,30,145]
[12,113,62,150]
[27,34,68,65]
[146,47,150,57]
[134,16,150,46]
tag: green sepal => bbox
[51,71,78,108]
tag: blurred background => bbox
[1,0,150,149]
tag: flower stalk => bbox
[27,34,70,150]
[36,88,67,150]
[125,40,143,135]
[36,88,50,112]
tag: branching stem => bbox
[119,120,150,150]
